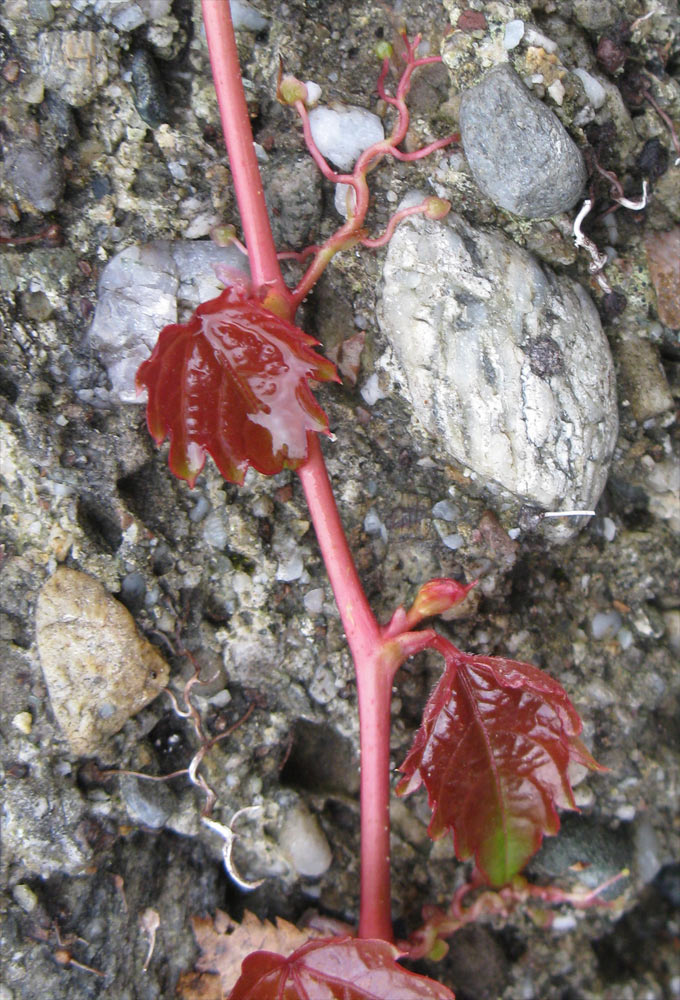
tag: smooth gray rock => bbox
[459,65,587,219]
[89,240,249,402]
[377,195,618,540]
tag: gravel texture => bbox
[0,0,678,998]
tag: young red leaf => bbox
[397,639,603,887]
[228,937,455,999]
[136,289,339,486]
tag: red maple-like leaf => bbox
[136,290,339,486]
[228,937,455,999]
[397,638,604,887]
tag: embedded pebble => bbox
[203,513,228,550]
[120,775,174,829]
[131,49,168,129]
[12,711,32,735]
[36,568,169,755]
[503,20,525,49]
[459,65,587,218]
[88,241,249,402]
[37,31,108,107]
[591,610,622,640]
[276,554,304,582]
[86,0,173,31]
[378,197,618,540]
[230,0,267,30]
[279,805,332,877]
[432,499,457,521]
[308,105,384,171]
[303,588,324,615]
[4,139,64,212]
[572,68,607,110]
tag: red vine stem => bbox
[201,0,292,316]
[201,0,396,940]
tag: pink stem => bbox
[361,201,438,249]
[298,436,394,941]
[201,0,292,312]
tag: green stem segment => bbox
[201,0,395,940]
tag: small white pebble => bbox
[360,373,385,406]
[551,914,577,933]
[547,79,565,105]
[591,610,622,640]
[13,884,38,913]
[276,554,304,582]
[230,0,268,31]
[432,499,457,521]
[508,527,521,540]
[189,495,211,523]
[202,513,228,549]
[442,533,464,550]
[334,182,356,219]
[364,508,386,538]
[308,104,384,171]
[616,804,636,822]
[207,689,232,708]
[12,711,33,735]
[572,68,607,109]
[602,516,617,541]
[303,588,325,614]
[304,80,321,107]
[503,19,525,49]
[617,627,634,650]
[279,806,332,877]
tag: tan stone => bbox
[36,568,169,755]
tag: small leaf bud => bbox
[375,41,393,61]
[411,578,474,621]
[211,223,237,247]
[423,197,451,221]
[278,75,308,106]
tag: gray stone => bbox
[36,569,169,756]
[120,775,174,829]
[37,31,108,107]
[131,48,168,129]
[88,240,250,402]
[378,196,618,540]
[4,139,64,213]
[459,65,587,219]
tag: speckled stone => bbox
[36,569,169,755]
[459,64,587,219]
[37,31,108,107]
[378,195,618,540]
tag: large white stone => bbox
[378,194,618,540]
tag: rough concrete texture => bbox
[0,0,678,997]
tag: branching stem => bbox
[200,3,457,942]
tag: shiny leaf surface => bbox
[397,639,603,887]
[228,937,455,999]
[137,290,338,486]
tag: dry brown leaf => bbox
[191,909,323,996]
[325,330,366,385]
[176,970,222,1000]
